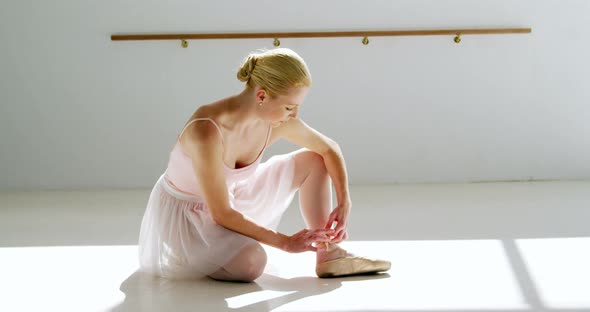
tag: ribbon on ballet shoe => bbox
[315,242,336,252]
[315,242,331,251]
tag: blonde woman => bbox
[138,48,390,282]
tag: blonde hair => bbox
[237,48,312,97]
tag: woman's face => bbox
[259,86,309,127]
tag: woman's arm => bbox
[322,144,352,207]
[182,120,332,252]
[273,118,352,238]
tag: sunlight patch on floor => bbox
[0,246,138,312]
[2,239,589,312]
[260,240,528,311]
[516,237,590,309]
[226,290,298,309]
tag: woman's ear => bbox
[256,88,267,103]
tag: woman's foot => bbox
[316,243,349,264]
[315,243,391,278]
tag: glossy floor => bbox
[1,181,589,312]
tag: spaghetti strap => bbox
[177,118,224,145]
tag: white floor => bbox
[1,181,589,312]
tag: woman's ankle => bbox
[316,243,348,263]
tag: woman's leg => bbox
[208,149,335,281]
[208,243,267,282]
[290,148,391,277]
[290,149,348,263]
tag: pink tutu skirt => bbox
[138,153,297,279]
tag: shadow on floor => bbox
[109,270,390,312]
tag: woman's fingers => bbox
[325,212,337,229]
[331,230,347,243]
[333,219,347,233]
[289,229,335,252]
[290,228,342,253]
[309,235,332,243]
[309,231,333,242]
[309,229,335,236]
[304,229,334,246]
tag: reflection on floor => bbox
[1,181,589,311]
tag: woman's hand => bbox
[325,201,351,243]
[283,228,335,253]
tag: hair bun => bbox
[237,54,258,82]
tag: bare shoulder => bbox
[189,103,217,122]
[179,104,224,157]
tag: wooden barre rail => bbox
[111,28,531,41]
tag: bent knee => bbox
[216,244,267,282]
[294,149,327,173]
[240,262,265,282]
[238,244,267,281]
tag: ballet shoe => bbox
[316,255,391,278]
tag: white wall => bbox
[1,0,589,190]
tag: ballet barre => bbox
[111,28,532,48]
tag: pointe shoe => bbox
[316,256,391,278]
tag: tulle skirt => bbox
[138,153,297,279]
